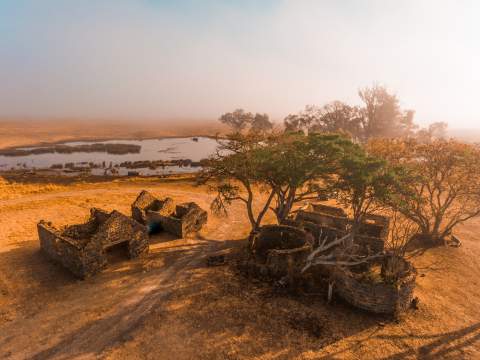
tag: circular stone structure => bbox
[253,225,307,259]
[333,257,417,315]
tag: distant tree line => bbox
[219,85,448,143]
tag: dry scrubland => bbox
[0,119,226,149]
[0,123,480,359]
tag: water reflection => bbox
[0,137,218,176]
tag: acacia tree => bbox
[332,144,400,231]
[198,131,353,234]
[313,101,363,140]
[250,113,273,134]
[415,121,448,143]
[219,109,254,133]
[381,210,420,282]
[284,86,416,141]
[264,132,353,223]
[358,85,416,141]
[197,132,275,234]
[368,138,480,246]
[283,102,362,139]
[219,109,273,134]
[283,105,320,134]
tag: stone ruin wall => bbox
[152,214,183,237]
[174,203,208,237]
[38,221,106,279]
[38,208,149,279]
[93,210,149,258]
[245,222,416,315]
[333,263,417,315]
[38,190,208,279]
[311,203,347,218]
[131,190,208,238]
[295,206,389,254]
[131,190,175,225]
[265,245,311,278]
[147,202,208,238]
[296,210,348,230]
[254,225,307,259]
[269,206,415,315]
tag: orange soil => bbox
[0,176,479,359]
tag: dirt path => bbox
[2,239,217,359]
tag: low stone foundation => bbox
[38,208,149,278]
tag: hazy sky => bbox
[1,0,479,127]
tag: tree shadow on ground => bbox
[2,236,476,359]
[74,237,386,359]
[0,235,218,358]
[377,322,480,359]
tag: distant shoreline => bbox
[0,119,228,150]
[0,134,222,151]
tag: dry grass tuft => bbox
[0,176,68,200]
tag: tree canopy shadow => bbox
[378,322,480,359]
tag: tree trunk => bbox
[274,187,297,224]
[418,229,444,247]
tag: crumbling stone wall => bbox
[131,190,175,225]
[354,234,385,254]
[38,222,107,278]
[295,210,348,231]
[38,208,149,279]
[152,202,208,238]
[302,221,347,247]
[38,217,107,279]
[361,213,390,239]
[295,206,389,254]
[92,210,149,258]
[265,245,311,278]
[253,225,307,259]
[311,203,347,217]
[145,199,177,229]
[333,258,417,315]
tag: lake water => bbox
[0,137,219,176]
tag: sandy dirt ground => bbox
[0,176,479,360]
